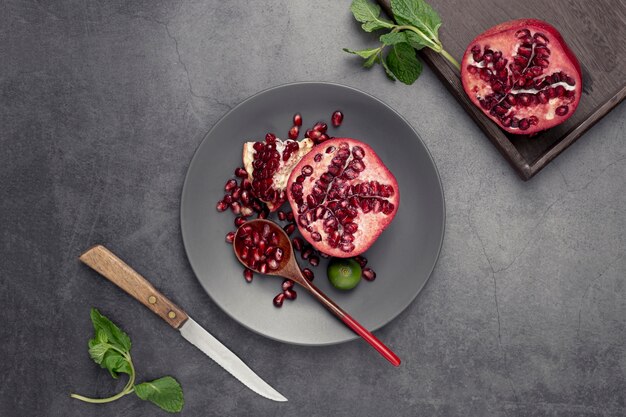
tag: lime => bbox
[327,258,362,290]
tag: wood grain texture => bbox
[79,245,189,329]
[377,0,626,179]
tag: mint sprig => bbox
[71,309,184,413]
[345,0,460,85]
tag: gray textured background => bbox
[1,1,624,416]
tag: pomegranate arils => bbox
[461,19,582,134]
[283,223,296,235]
[243,268,254,282]
[273,293,285,307]
[312,122,327,133]
[216,200,228,212]
[301,267,314,281]
[292,237,304,251]
[283,289,297,300]
[331,111,343,127]
[293,113,302,127]
[288,126,299,140]
[225,231,235,244]
[309,255,320,267]
[235,167,248,178]
[282,279,294,291]
[362,267,376,281]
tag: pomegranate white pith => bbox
[461,19,582,134]
[286,138,399,258]
[242,137,314,211]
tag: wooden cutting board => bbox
[377,0,626,180]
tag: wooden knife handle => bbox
[80,245,189,329]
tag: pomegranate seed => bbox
[235,167,248,178]
[286,211,294,222]
[292,237,304,251]
[243,268,254,282]
[265,133,276,143]
[259,263,268,274]
[354,255,368,268]
[282,279,294,291]
[293,113,302,127]
[225,231,235,244]
[277,210,286,221]
[216,200,229,212]
[223,195,233,204]
[301,268,314,281]
[283,289,297,300]
[312,122,327,133]
[283,223,296,235]
[362,267,376,281]
[224,179,237,192]
[288,125,299,139]
[274,247,284,261]
[273,293,285,307]
[301,248,313,260]
[267,259,280,270]
[309,255,320,267]
[231,201,241,214]
[234,216,247,227]
[331,111,343,127]
[305,129,322,140]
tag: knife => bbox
[79,244,287,402]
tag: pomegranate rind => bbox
[461,19,583,135]
[242,138,314,211]
[286,138,400,258]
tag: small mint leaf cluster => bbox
[71,308,184,413]
[345,0,460,85]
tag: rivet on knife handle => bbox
[79,245,189,329]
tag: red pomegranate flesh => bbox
[286,138,399,258]
[242,134,314,211]
[461,19,582,134]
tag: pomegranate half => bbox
[461,19,582,134]
[286,138,399,258]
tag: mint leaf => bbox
[343,47,383,68]
[135,377,184,413]
[391,0,441,48]
[363,52,381,68]
[361,20,392,32]
[87,340,109,365]
[380,32,409,45]
[386,43,422,84]
[404,31,429,50]
[101,350,132,378]
[350,0,393,32]
[90,308,131,353]
[380,54,396,80]
[343,47,380,59]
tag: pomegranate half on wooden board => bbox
[461,19,582,135]
[286,138,399,258]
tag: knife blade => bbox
[79,244,287,402]
[179,317,287,401]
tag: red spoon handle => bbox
[304,282,401,366]
[341,313,401,366]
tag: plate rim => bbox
[180,81,446,346]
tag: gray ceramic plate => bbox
[181,82,445,345]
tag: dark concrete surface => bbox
[1,1,624,416]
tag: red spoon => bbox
[233,219,400,366]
